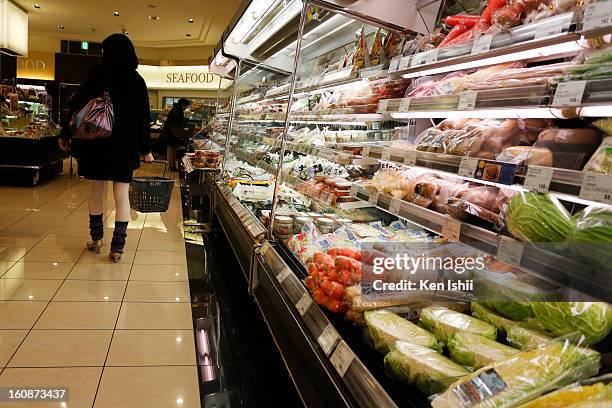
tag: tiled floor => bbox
[0,168,200,407]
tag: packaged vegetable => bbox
[582,137,612,174]
[369,28,383,66]
[438,24,468,48]
[446,198,505,231]
[505,192,573,243]
[531,302,612,345]
[419,305,497,345]
[431,338,601,408]
[516,382,612,408]
[506,324,553,350]
[566,205,612,270]
[448,332,519,369]
[364,310,441,353]
[384,341,469,395]
[471,302,516,335]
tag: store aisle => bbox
[0,170,200,408]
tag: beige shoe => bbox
[86,240,103,254]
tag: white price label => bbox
[295,292,313,316]
[399,98,411,112]
[390,198,402,215]
[381,148,391,161]
[579,172,612,204]
[377,99,389,113]
[458,91,478,111]
[362,146,371,157]
[330,340,355,378]
[182,156,194,173]
[398,56,411,71]
[583,0,612,31]
[535,13,572,39]
[276,267,292,283]
[317,323,339,356]
[458,156,479,178]
[368,191,380,206]
[388,56,402,73]
[552,81,587,107]
[350,184,358,197]
[442,216,461,242]
[471,34,493,55]
[411,49,439,67]
[404,150,417,166]
[524,166,554,193]
[497,236,524,266]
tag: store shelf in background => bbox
[217,183,267,240]
[350,185,610,300]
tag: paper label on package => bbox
[317,323,339,356]
[350,184,358,197]
[399,98,411,112]
[552,81,586,107]
[471,34,493,55]
[388,56,402,73]
[276,266,292,283]
[362,146,371,157]
[404,150,417,166]
[497,236,524,266]
[398,56,411,71]
[368,191,379,206]
[583,0,612,31]
[458,156,479,178]
[376,99,389,113]
[458,91,478,110]
[524,165,553,193]
[579,172,612,204]
[453,368,508,406]
[442,216,461,242]
[381,148,391,161]
[295,292,313,316]
[535,13,572,39]
[389,198,402,215]
[330,340,355,378]
[411,49,439,67]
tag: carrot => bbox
[438,24,468,48]
[443,15,479,28]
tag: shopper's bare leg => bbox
[110,181,130,261]
[87,180,105,253]
[167,146,176,170]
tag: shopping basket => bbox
[129,160,174,213]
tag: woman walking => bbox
[58,33,153,262]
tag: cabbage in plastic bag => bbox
[471,302,516,336]
[420,305,497,345]
[448,332,519,370]
[517,381,612,408]
[565,205,612,271]
[506,324,553,350]
[364,310,441,354]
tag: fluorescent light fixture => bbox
[0,0,28,56]
[230,0,278,44]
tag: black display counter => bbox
[0,135,67,186]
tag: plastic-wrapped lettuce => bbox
[471,302,515,335]
[448,332,519,370]
[431,339,601,408]
[364,310,441,353]
[565,206,612,271]
[531,302,612,345]
[420,305,497,345]
[506,324,552,350]
[384,341,469,396]
[517,382,612,408]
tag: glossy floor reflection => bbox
[0,165,199,407]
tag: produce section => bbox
[207,1,612,407]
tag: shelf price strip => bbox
[579,172,612,205]
[458,156,480,178]
[411,49,439,67]
[376,99,389,114]
[442,216,462,242]
[552,81,587,107]
[496,236,524,267]
[318,323,340,356]
[471,34,493,55]
[276,266,292,284]
[389,198,402,215]
[458,91,478,111]
[524,166,554,193]
[368,191,380,206]
[330,340,356,378]
[295,292,313,316]
[404,150,417,166]
[583,0,612,31]
[388,56,402,73]
[398,98,411,112]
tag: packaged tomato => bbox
[313,288,329,305]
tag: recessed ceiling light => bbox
[186,33,191,37]
[113,11,120,16]
[188,18,194,23]
[57,25,65,30]
[33,3,41,9]
[148,15,159,20]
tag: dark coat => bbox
[161,105,187,148]
[59,64,151,183]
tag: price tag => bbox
[583,0,612,31]
[411,49,439,67]
[552,81,587,107]
[362,145,371,157]
[579,172,612,204]
[399,98,411,112]
[182,156,194,173]
[442,216,461,242]
[377,99,389,113]
[390,198,402,215]
[317,323,340,356]
[404,150,417,166]
[471,34,493,55]
[368,191,380,206]
[350,184,358,197]
[330,340,355,378]
[398,56,411,71]
[524,166,554,193]
[381,148,391,161]
[535,13,572,39]
[388,56,402,73]
[458,157,479,178]
[295,292,313,316]
[497,236,524,266]
[458,91,478,110]
[276,267,292,283]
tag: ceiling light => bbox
[176,336,183,342]
[113,11,120,16]
[33,3,41,9]
[57,25,65,30]
[148,16,159,20]
[186,33,192,37]
[176,398,184,405]
[28,295,34,299]
[188,18,194,23]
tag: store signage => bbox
[137,65,232,90]
[16,51,55,80]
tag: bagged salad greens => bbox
[516,381,612,408]
[565,206,612,271]
[364,310,441,353]
[431,338,601,408]
[384,340,469,395]
[506,324,553,350]
[448,332,519,370]
[419,305,497,345]
[531,302,612,346]
[505,192,573,244]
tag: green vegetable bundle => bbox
[364,310,441,354]
[565,206,612,271]
[431,339,601,408]
[419,305,497,345]
[505,192,573,244]
[384,341,469,396]
[448,332,518,370]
